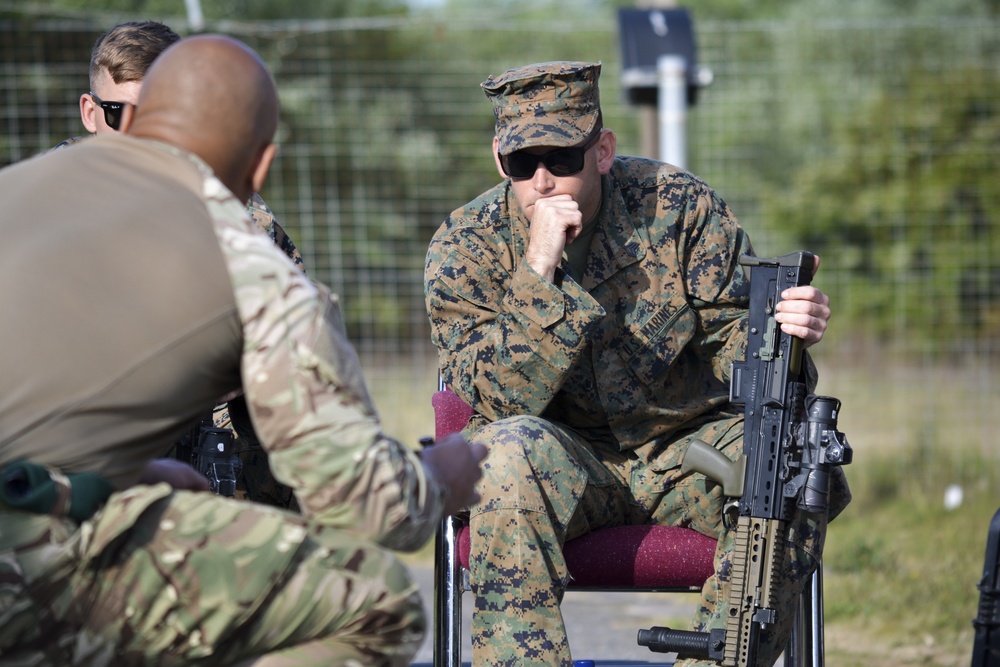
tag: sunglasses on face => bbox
[90,92,126,131]
[499,131,602,179]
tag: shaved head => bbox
[125,34,279,203]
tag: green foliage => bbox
[232,16,625,347]
[3,0,409,21]
[201,0,408,20]
[761,64,1000,350]
[607,0,999,20]
[3,0,999,354]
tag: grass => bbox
[822,449,997,666]
[812,351,1000,665]
[361,352,439,445]
[364,350,1000,666]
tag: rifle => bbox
[972,507,1000,667]
[637,251,852,666]
[174,413,241,496]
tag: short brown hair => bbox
[89,21,181,89]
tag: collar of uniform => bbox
[502,180,531,268]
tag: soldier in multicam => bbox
[0,35,486,666]
[424,61,851,667]
[55,21,304,508]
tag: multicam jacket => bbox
[54,133,305,508]
[425,156,756,458]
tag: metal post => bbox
[638,106,659,160]
[656,54,687,169]
[788,565,825,667]
[432,516,463,667]
[184,0,205,33]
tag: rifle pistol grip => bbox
[682,440,746,498]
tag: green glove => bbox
[1,460,113,522]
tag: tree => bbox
[761,64,1000,351]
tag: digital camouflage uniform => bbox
[54,135,304,510]
[1,135,445,665]
[424,62,850,667]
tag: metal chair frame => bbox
[430,383,825,667]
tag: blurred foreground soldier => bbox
[58,20,305,508]
[425,61,850,667]
[0,34,486,666]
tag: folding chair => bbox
[430,384,826,667]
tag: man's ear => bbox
[80,93,98,134]
[595,129,617,175]
[251,143,279,194]
[491,136,508,179]
[117,104,136,134]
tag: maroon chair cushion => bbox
[433,388,716,590]
[457,523,715,589]
[433,389,475,439]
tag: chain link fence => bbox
[2,12,998,458]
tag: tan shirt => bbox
[0,135,443,550]
[0,135,242,487]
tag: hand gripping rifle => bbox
[637,251,852,666]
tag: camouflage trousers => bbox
[468,415,851,667]
[0,484,424,666]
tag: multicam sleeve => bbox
[425,222,604,422]
[211,182,444,552]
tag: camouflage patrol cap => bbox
[482,61,602,155]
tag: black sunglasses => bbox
[90,92,127,131]
[499,131,602,179]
